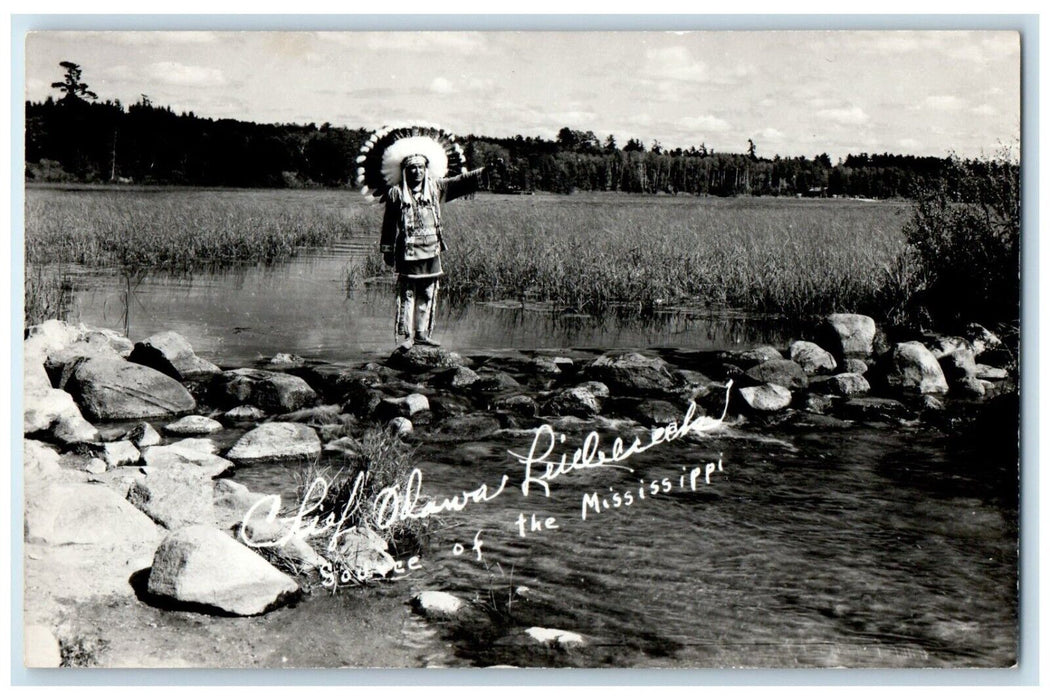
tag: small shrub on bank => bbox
[294,429,431,557]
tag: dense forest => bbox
[25,62,992,199]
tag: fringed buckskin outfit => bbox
[380,159,483,344]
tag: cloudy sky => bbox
[24,30,1020,160]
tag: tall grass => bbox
[24,263,75,326]
[26,186,917,322]
[433,194,915,320]
[25,186,353,270]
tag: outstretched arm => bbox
[441,167,485,202]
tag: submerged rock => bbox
[789,341,837,375]
[524,627,586,648]
[836,397,911,422]
[64,357,196,421]
[147,525,299,616]
[129,330,221,381]
[164,415,223,436]
[222,405,268,423]
[584,351,678,395]
[412,591,466,618]
[226,422,321,463]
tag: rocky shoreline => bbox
[21,314,1016,667]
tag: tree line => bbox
[25,63,1003,200]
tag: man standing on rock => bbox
[355,125,485,349]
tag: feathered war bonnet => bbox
[355,124,468,201]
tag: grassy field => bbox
[24,185,914,324]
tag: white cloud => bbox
[430,77,455,94]
[817,106,869,125]
[142,62,226,88]
[758,127,785,140]
[677,115,731,132]
[971,104,997,116]
[357,32,488,54]
[923,95,965,110]
[644,46,711,82]
[898,138,922,150]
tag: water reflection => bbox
[59,246,799,366]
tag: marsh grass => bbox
[25,186,352,270]
[27,186,916,322]
[24,263,75,326]
[430,194,916,320]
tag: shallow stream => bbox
[59,246,1018,668]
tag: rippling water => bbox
[60,248,1018,668]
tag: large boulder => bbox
[127,469,216,529]
[63,357,196,421]
[24,439,65,482]
[251,373,318,413]
[25,482,161,546]
[583,351,678,395]
[717,346,784,368]
[239,518,327,573]
[938,347,978,384]
[881,342,949,395]
[737,384,792,412]
[87,440,141,468]
[141,442,234,478]
[432,366,481,389]
[387,345,470,372]
[146,525,299,616]
[226,422,321,463]
[23,382,99,443]
[808,373,870,397]
[541,386,601,418]
[745,359,808,390]
[128,330,221,381]
[789,341,837,375]
[819,314,877,358]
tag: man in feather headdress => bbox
[362,128,484,348]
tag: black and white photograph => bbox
[16,22,1026,673]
